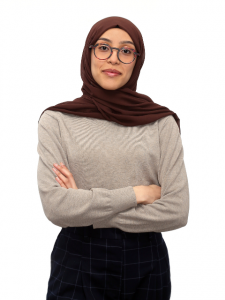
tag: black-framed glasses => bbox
[89,43,140,64]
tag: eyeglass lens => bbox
[94,44,135,63]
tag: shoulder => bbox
[157,115,180,136]
[38,110,65,142]
[38,110,64,129]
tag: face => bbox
[91,28,137,90]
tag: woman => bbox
[37,16,189,300]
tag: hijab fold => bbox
[38,16,181,133]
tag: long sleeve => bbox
[37,112,137,228]
[93,115,190,233]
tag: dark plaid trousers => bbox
[46,225,171,300]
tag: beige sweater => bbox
[37,110,189,233]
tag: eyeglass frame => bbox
[89,43,140,64]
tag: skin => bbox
[51,28,161,203]
[90,28,137,90]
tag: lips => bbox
[102,69,121,74]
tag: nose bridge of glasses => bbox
[111,46,120,51]
[110,47,121,59]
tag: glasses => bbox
[89,43,140,64]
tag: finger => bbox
[52,167,68,184]
[55,176,67,189]
[53,163,72,179]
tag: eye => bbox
[98,44,110,51]
[99,46,109,51]
[121,48,132,55]
[120,47,134,55]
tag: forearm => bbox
[93,161,189,233]
[38,158,137,228]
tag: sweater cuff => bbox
[110,186,137,214]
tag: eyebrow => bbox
[97,37,135,46]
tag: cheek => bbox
[91,53,97,71]
[91,55,102,76]
[125,65,135,79]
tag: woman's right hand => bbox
[133,184,161,205]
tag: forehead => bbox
[97,28,135,47]
[100,28,131,37]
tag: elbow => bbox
[41,198,68,227]
[39,188,72,227]
[178,193,189,228]
[179,217,188,228]
[43,202,92,228]
[44,208,67,227]
[179,210,189,228]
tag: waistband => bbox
[61,225,161,241]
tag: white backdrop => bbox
[0,0,224,299]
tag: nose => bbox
[107,48,120,64]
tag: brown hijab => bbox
[38,16,181,134]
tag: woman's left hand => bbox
[52,162,78,189]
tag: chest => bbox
[60,116,160,187]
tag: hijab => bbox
[38,16,181,134]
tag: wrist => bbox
[137,199,146,204]
[133,186,146,205]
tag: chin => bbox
[103,86,119,90]
[99,81,122,91]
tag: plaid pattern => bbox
[46,226,171,299]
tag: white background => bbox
[1,0,224,299]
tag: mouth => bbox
[103,71,121,77]
[102,69,122,77]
